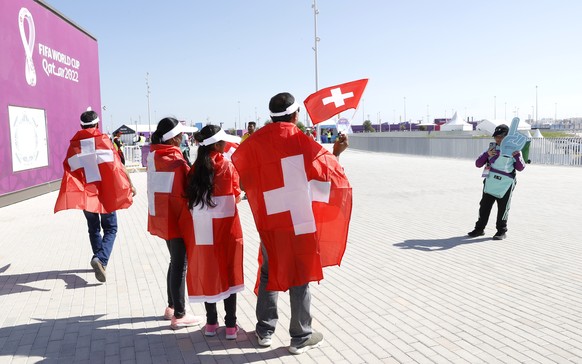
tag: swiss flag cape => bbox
[303,78,368,125]
[222,141,239,161]
[54,128,133,214]
[181,152,244,302]
[231,122,352,291]
[147,144,190,240]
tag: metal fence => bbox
[122,145,144,169]
[123,136,582,167]
[528,137,582,166]
[348,133,582,167]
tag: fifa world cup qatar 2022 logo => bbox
[18,7,36,87]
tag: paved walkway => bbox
[1,148,582,363]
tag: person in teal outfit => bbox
[467,124,526,240]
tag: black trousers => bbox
[205,294,237,327]
[474,182,515,233]
[166,239,187,318]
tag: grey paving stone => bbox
[1,148,582,363]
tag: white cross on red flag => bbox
[303,78,368,125]
[179,152,244,303]
[146,144,190,241]
[231,122,352,292]
[222,141,239,161]
[54,128,133,214]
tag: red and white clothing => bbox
[231,122,352,292]
[54,128,133,214]
[222,141,239,161]
[181,151,244,303]
[147,144,190,240]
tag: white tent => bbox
[532,129,544,138]
[440,112,472,131]
[114,123,198,135]
[477,119,531,135]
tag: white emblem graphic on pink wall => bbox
[18,7,36,87]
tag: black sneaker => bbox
[467,229,484,237]
[493,232,506,240]
[288,332,323,355]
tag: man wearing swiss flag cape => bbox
[54,109,136,283]
[231,92,352,355]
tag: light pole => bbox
[146,72,151,137]
[426,104,430,127]
[362,99,365,124]
[536,85,538,123]
[535,85,538,124]
[404,97,408,131]
[378,112,381,132]
[102,105,107,132]
[312,0,319,134]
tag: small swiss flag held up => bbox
[303,78,368,125]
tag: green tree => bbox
[363,120,375,132]
[296,121,306,133]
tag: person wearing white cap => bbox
[184,124,244,340]
[55,109,136,283]
[232,92,351,355]
[147,117,203,329]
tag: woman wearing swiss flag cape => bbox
[231,92,352,355]
[147,118,202,329]
[183,125,244,340]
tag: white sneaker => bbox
[170,314,202,330]
[289,332,323,355]
[255,332,272,347]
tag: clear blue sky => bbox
[46,0,582,132]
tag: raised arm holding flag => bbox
[232,92,352,355]
[303,78,368,125]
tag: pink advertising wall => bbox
[0,0,101,201]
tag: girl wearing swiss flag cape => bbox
[147,118,202,329]
[183,125,244,340]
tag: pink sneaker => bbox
[204,323,219,337]
[225,325,239,340]
[163,307,174,320]
[170,314,202,330]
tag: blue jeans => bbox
[83,210,117,266]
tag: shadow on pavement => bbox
[0,315,292,363]
[0,264,99,295]
[393,236,490,251]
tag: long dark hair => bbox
[151,117,180,145]
[185,124,222,209]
